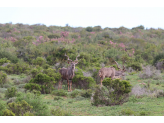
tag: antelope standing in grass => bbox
[99,59,126,86]
[58,53,80,92]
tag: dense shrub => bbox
[0,58,10,65]
[0,71,7,87]
[86,27,93,32]
[70,90,80,98]
[126,62,142,71]
[48,34,60,39]
[0,50,18,63]
[16,92,50,116]
[80,89,93,98]
[91,78,132,106]
[1,63,31,74]
[0,101,6,116]
[7,100,33,116]
[5,87,17,99]
[2,109,15,116]
[32,57,46,66]
[25,73,56,94]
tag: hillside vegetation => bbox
[1,23,164,116]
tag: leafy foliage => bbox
[5,87,17,99]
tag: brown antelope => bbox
[99,59,126,86]
[58,53,80,92]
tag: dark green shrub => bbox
[52,89,67,96]
[31,68,40,78]
[16,92,50,116]
[0,50,18,63]
[43,68,61,82]
[32,57,46,66]
[3,63,31,74]
[73,75,96,89]
[7,100,33,116]
[91,79,132,106]
[127,62,142,71]
[54,96,64,101]
[70,90,80,98]
[25,73,56,94]
[81,89,93,98]
[5,87,17,99]
[48,34,60,39]
[0,71,7,87]
[0,101,6,116]
[86,27,93,32]
[0,58,10,65]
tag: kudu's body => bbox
[99,67,115,86]
[99,59,126,86]
[58,54,79,92]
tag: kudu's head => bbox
[113,59,126,75]
[65,53,80,70]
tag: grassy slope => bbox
[1,73,164,116]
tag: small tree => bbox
[91,78,132,106]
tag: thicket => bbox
[91,78,132,106]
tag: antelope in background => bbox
[99,59,126,86]
[58,53,80,92]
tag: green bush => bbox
[0,50,18,63]
[2,109,15,116]
[0,101,6,116]
[0,71,7,87]
[91,79,132,106]
[70,90,80,98]
[25,73,56,94]
[48,34,60,39]
[7,100,33,116]
[52,89,67,96]
[127,62,142,71]
[51,107,72,116]
[120,108,136,116]
[2,63,31,75]
[32,57,46,66]
[0,58,10,65]
[16,92,50,116]
[81,89,93,98]
[54,96,64,101]
[5,87,17,99]
[86,27,93,32]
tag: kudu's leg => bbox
[70,80,72,92]
[67,79,70,92]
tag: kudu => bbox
[58,53,80,92]
[98,59,126,86]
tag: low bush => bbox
[70,90,80,98]
[120,108,136,116]
[16,92,50,116]
[91,78,132,106]
[0,101,6,116]
[25,73,56,94]
[2,109,15,116]
[51,107,72,116]
[7,100,33,116]
[52,89,67,96]
[127,62,142,71]
[81,89,93,98]
[5,87,17,99]
[54,96,64,101]
[0,58,10,65]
